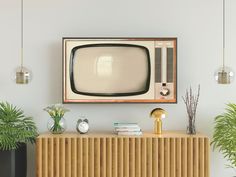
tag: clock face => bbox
[78,121,89,133]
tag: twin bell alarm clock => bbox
[76,118,89,134]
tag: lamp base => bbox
[154,119,162,134]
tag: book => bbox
[114,123,140,129]
[117,131,142,136]
[114,123,138,125]
[114,122,142,136]
[115,128,141,132]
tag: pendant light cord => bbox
[21,0,24,70]
[223,0,225,70]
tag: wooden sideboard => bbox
[36,131,209,177]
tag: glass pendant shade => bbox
[214,0,234,84]
[14,0,32,84]
[15,66,32,84]
[214,66,234,84]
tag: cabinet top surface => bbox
[37,131,208,138]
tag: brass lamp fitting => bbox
[150,108,166,134]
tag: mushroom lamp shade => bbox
[150,108,166,134]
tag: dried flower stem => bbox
[182,85,200,134]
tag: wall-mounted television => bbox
[63,38,177,103]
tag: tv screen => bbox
[70,44,151,96]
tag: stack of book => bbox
[114,123,142,136]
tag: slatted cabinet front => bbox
[36,133,209,177]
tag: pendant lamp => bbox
[214,0,234,84]
[15,0,32,84]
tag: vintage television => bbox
[63,38,177,103]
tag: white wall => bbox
[0,0,236,176]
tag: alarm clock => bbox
[76,119,89,134]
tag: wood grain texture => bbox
[36,132,210,177]
[36,138,42,177]
[181,138,187,177]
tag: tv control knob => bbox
[160,87,170,96]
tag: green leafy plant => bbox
[0,102,38,150]
[212,103,236,169]
[44,104,69,133]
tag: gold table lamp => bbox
[150,108,166,134]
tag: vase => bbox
[187,117,196,135]
[0,144,26,177]
[47,117,66,134]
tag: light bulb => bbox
[14,66,32,84]
[214,66,234,84]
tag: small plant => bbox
[182,85,200,134]
[212,103,236,170]
[0,102,38,150]
[44,104,69,134]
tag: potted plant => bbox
[44,104,69,134]
[212,103,236,174]
[0,102,38,177]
